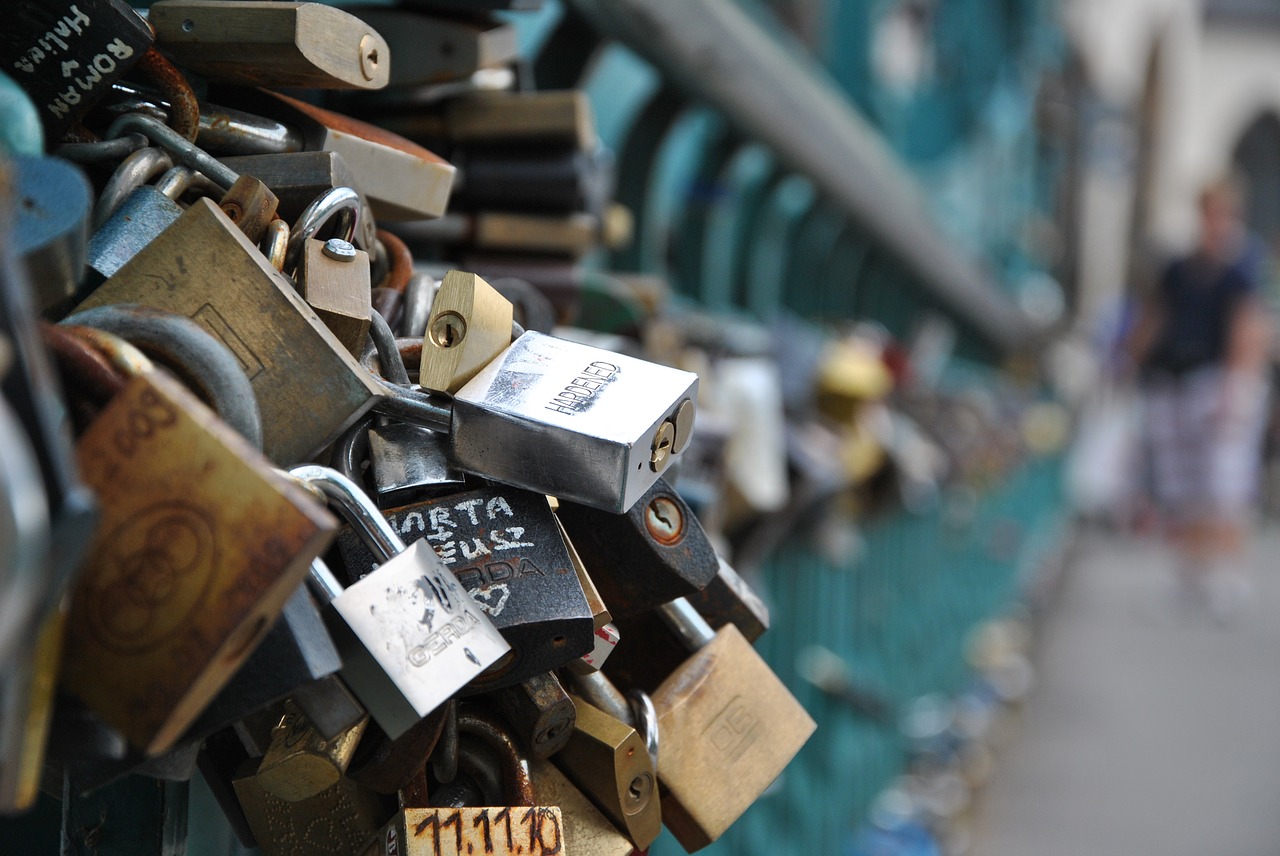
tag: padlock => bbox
[346,9,516,87]
[219,152,359,225]
[51,326,338,755]
[448,147,610,215]
[420,270,514,394]
[149,1,391,90]
[298,237,372,356]
[334,484,595,689]
[556,476,718,619]
[244,90,456,222]
[76,196,383,464]
[552,693,660,849]
[232,759,391,856]
[393,90,595,151]
[2,0,154,140]
[290,466,511,740]
[447,331,698,513]
[365,709,565,856]
[85,164,189,290]
[255,700,369,802]
[529,756,634,856]
[648,598,816,851]
[490,670,576,759]
[11,153,92,316]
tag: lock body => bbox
[233,758,390,856]
[336,487,595,688]
[321,540,511,739]
[3,0,154,139]
[556,476,720,619]
[652,624,816,851]
[450,331,698,513]
[77,197,382,463]
[85,185,184,288]
[59,369,337,754]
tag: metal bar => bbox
[566,0,1041,353]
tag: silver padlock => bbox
[374,330,699,514]
[289,465,511,740]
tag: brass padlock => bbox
[233,760,392,856]
[529,756,634,856]
[298,237,372,357]
[649,599,816,851]
[52,326,338,754]
[76,197,382,464]
[255,699,369,802]
[148,1,391,90]
[420,269,513,394]
[552,694,660,849]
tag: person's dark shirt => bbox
[1143,252,1256,376]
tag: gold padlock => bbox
[650,599,816,851]
[76,197,382,464]
[298,237,372,357]
[552,695,661,849]
[530,756,633,856]
[255,700,369,802]
[55,328,337,754]
[420,270,513,394]
[149,0,392,90]
[234,760,391,856]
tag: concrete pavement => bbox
[973,529,1280,856]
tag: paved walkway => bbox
[973,529,1280,856]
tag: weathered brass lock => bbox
[53,326,338,755]
[552,694,660,849]
[649,599,816,851]
[255,700,369,802]
[76,197,383,464]
[148,1,392,90]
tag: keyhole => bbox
[430,312,467,348]
[644,495,685,544]
[624,772,653,813]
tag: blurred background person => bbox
[1126,176,1274,620]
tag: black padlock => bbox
[335,485,595,690]
[555,476,720,620]
[3,0,154,141]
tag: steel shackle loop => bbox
[287,464,404,562]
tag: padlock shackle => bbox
[307,557,345,604]
[657,598,716,651]
[287,465,404,562]
[285,186,361,275]
[457,709,536,808]
[107,114,239,191]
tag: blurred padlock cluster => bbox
[0,1,1074,854]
